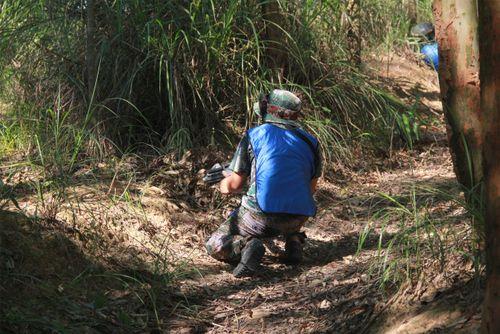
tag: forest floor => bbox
[0,53,483,333]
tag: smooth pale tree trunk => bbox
[479,0,500,332]
[432,0,482,198]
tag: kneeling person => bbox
[205,89,322,277]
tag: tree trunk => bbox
[342,0,362,67]
[432,0,482,198]
[406,0,418,27]
[86,0,97,103]
[261,0,288,77]
[479,0,500,332]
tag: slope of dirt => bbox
[165,54,481,333]
[0,53,482,333]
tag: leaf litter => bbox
[0,53,482,333]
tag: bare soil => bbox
[0,53,482,333]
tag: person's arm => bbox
[311,177,319,193]
[220,172,247,194]
[310,141,322,194]
[220,133,251,194]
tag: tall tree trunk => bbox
[86,0,97,104]
[479,0,500,332]
[432,0,482,199]
[345,0,361,67]
[261,0,288,78]
[406,0,418,27]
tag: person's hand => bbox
[222,170,232,177]
[220,172,246,194]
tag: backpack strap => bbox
[289,128,320,177]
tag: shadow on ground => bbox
[172,230,388,332]
[172,172,469,332]
[0,209,185,333]
[316,175,461,221]
[368,277,483,334]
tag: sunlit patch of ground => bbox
[0,53,482,333]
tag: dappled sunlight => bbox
[1,0,490,332]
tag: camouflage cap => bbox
[268,89,302,114]
[253,89,302,118]
[410,22,434,38]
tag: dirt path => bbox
[1,54,481,334]
[164,55,480,333]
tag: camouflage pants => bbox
[205,206,307,264]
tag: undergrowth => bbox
[0,165,200,332]
[357,185,483,289]
[0,0,441,331]
[0,0,431,170]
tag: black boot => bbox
[284,239,303,264]
[232,238,265,278]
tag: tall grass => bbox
[0,0,432,169]
[362,0,434,49]
[357,185,483,289]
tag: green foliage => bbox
[358,185,483,289]
[395,103,420,149]
[0,118,27,156]
[362,0,434,49]
[0,0,431,165]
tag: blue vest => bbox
[247,123,318,217]
[421,42,439,70]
